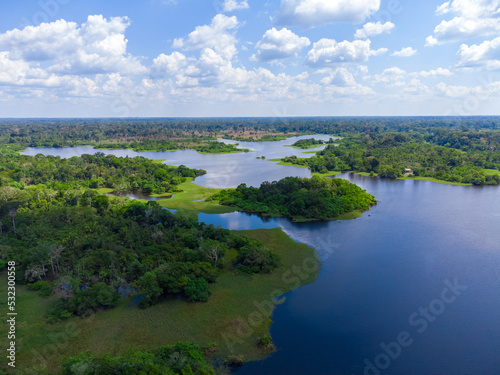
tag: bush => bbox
[27,280,54,296]
[63,342,216,375]
[134,272,162,308]
[184,278,211,302]
[47,283,118,321]
[236,242,280,274]
[257,336,274,350]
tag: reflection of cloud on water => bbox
[198,211,281,230]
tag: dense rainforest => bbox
[2,118,499,185]
[0,150,204,195]
[1,117,500,373]
[281,132,500,185]
[0,150,280,324]
[2,116,500,150]
[208,176,377,221]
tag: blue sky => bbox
[0,0,499,117]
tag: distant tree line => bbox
[282,132,500,185]
[3,117,500,149]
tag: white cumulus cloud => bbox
[0,15,145,75]
[223,0,249,12]
[457,37,500,70]
[172,14,239,60]
[391,47,417,57]
[426,0,500,46]
[372,67,407,85]
[354,22,395,39]
[252,28,310,62]
[306,38,387,66]
[151,52,188,77]
[419,68,453,77]
[274,0,380,28]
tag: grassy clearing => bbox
[484,169,500,176]
[291,210,364,222]
[311,171,343,177]
[0,228,318,374]
[398,176,471,185]
[157,178,237,214]
[93,188,114,194]
[267,159,310,169]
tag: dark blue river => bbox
[22,137,500,375]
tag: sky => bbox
[0,0,500,117]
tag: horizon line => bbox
[1,115,500,120]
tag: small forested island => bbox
[289,138,329,149]
[208,176,377,221]
[195,141,250,154]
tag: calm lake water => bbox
[22,136,500,375]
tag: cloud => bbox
[419,68,453,77]
[426,0,500,45]
[251,28,310,62]
[223,0,249,12]
[435,1,451,15]
[457,37,500,70]
[372,67,407,86]
[369,67,431,96]
[0,51,54,86]
[306,38,387,66]
[320,68,356,86]
[391,47,417,57]
[274,0,380,28]
[0,15,145,75]
[434,81,483,97]
[354,22,395,39]
[151,52,188,77]
[0,49,133,99]
[172,14,239,60]
[319,68,375,96]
